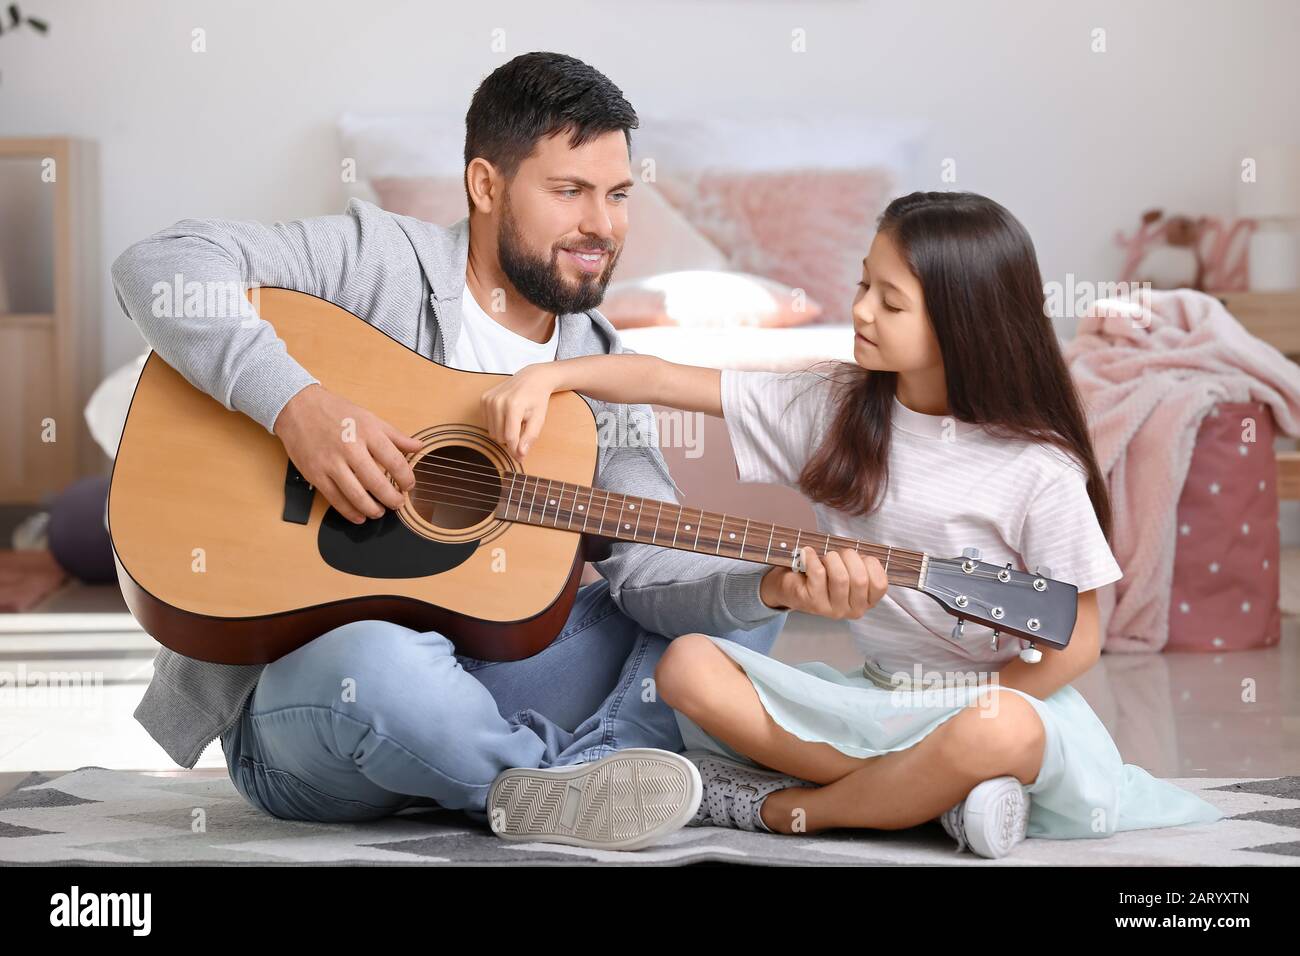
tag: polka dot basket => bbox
[1168,401,1281,651]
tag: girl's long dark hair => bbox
[798,191,1112,541]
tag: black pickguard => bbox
[318,507,477,578]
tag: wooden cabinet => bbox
[1215,290,1300,358]
[0,137,101,504]
[1213,290,1300,499]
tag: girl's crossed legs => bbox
[656,633,1046,835]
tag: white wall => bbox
[3,0,1297,377]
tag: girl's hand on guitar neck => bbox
[759,546,889,619]
[273,383,422,525]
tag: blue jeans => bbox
[220,578,788,824]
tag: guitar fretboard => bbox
[497,471,925,588]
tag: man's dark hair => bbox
[463,51,639,207]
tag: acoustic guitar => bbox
[108,289,1078,665]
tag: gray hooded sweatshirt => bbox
[109,198,784,768]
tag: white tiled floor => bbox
[0,606,206,771]
[2,573,1298,779]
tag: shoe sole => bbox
[963,776,1029,859]
[487,749,702,852]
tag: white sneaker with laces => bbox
[486,748,701,851]
[683,750,815,832]
[939,775,1030,859]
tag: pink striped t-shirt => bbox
[719,367,1123,676]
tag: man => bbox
[112,52,825,851]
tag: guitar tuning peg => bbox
[951,619,965,641]
[1019,640,1042,664]
[1034,566,1053,579]
[990,629,1001,651]
[961,547,981,561]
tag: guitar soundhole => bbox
[412,444,501,529]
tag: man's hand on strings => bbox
[272,383,420,525]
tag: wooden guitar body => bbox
[109,289,598,664]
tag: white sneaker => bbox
[684,750,814,832]
[486,748,702,851]
[939,775,1030,859]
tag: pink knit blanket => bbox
[1063,288,1300,651]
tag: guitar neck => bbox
[497,471,926,589]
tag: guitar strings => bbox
[382,475,928,576]
[408,475,928,573]
[397,477,1032,605]
[407,451,973,571]
[404,453,952,575]
[402,451,931,572]
[403,452,1003,580]
[405,456,1033,584]
[363,453,928,574]
[397,480,929,575]
[335,448,1038,582]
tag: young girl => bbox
[479,191,1225,858]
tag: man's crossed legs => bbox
[220,578,788,847]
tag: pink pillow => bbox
[655,168,896,324]
[613,183,729,281]
[601,270,822,329]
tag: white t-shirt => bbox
[720,368,1123,676]
[445,284,559,373]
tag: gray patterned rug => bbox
[1,767,1298,865]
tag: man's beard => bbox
[497,196,620,315]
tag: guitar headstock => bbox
[918,549,1078,653]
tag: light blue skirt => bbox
[675,636,1225,839]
